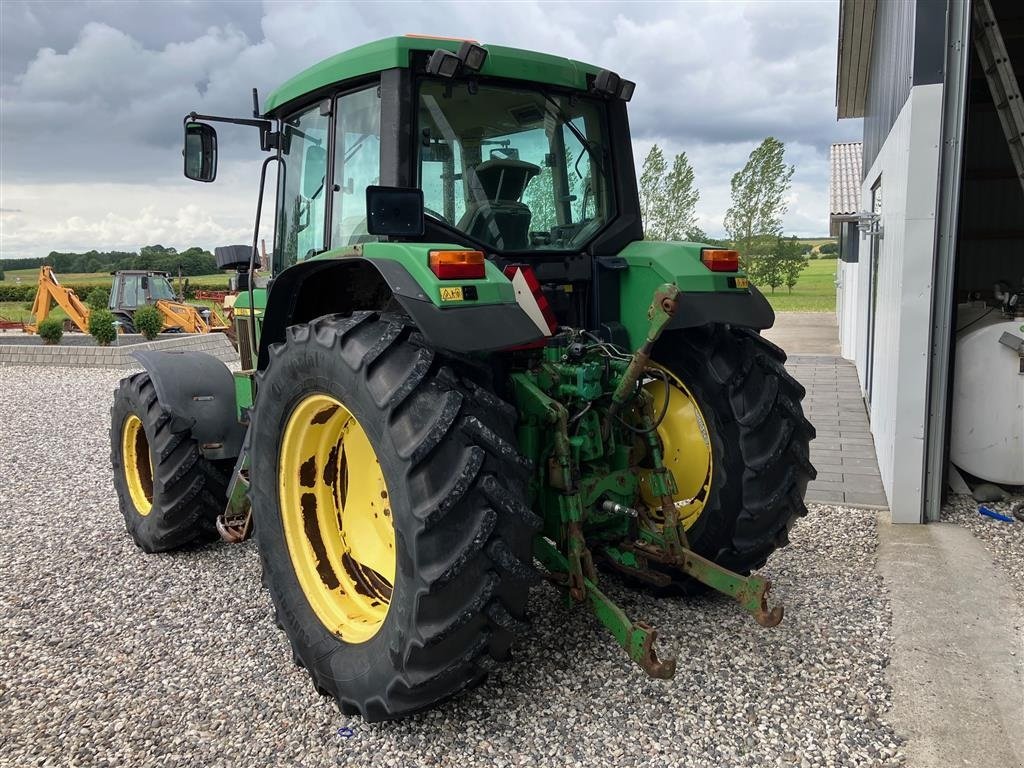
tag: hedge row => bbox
[0,280,230,303]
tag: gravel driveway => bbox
[0,366,905,767]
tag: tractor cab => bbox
[184,36,639,275]
[109,270,178,312]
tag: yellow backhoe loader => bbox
[26,266,229,334]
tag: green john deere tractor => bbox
[109,36,815,721]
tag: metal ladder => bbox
[973,0,1024,196]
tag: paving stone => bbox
[805,489,845,503]
[844,491,889,507]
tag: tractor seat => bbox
[457,159,540,251]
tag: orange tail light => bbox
[429,250,486,280]
[700,248,740,272]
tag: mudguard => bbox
[131,349,244,461]
[665,284,774,332]
[257,256,544,369]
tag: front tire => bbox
[110,372,228,552]
[249,312,538,721]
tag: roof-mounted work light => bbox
[592,69,635,101]
[426,48,462,78]
[457,41,488,72]
[592,69,621,97]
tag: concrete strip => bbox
[877,516,1024,768]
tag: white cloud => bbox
[0,0,860,258]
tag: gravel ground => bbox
[942,493,1024,599]
[0,365,904,767]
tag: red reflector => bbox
[429,250,486,279]
[701,248,740,272]
[503,265,558,336]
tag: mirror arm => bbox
[183,112,281,151]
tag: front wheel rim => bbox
[278,393,395,644]
[121,414,154,516]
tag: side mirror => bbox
[184,122,217,182]
[365,186,425,237]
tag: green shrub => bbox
[808,253,819,260]
[133,305,163,340]
[88,308,117,346]
[819,242,839,255]
[0,285,36,302]
[37,317,63,345]
[86,286,110,310]
[818,253,839,260]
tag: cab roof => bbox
[263,35,602,115]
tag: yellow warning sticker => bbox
[734,277,749,289]
[440,286,464,302]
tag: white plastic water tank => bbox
[949,304,1024,485]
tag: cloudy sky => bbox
[0,0,861,260]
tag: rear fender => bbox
[257,255,544,369]
[131,350,243,461]
[617,240,775,348]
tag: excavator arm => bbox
[27,266,91,333]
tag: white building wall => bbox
[837,258,859,360]
[836,83,942,522]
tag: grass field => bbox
[757,258,837,312]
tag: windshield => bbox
[416,80,614,252]
[148,276,177,301]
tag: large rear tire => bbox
[249,312,538,722]
[110,372,229,553]
[652,325,815,580]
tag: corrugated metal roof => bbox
[830,142,863,217]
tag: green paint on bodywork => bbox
[300,242,515,306]
[617,240,749,349]
[357,241,515,306]
[264,36,601,115]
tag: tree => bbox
[639,145,701,241]
[658,152,699,240]
[745,254,782,294]
[723,137,795,260]
[638,145,667,238]
[746,236,806,294]
[777,237,808,293]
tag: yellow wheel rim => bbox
[639,368,714,531]
[278,394,395,644]
[122,413,154,516]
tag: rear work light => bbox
[700,248,740,272]
[429,250,486,280]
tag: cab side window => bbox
[276,105,330,269]
[331,87,382,247]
